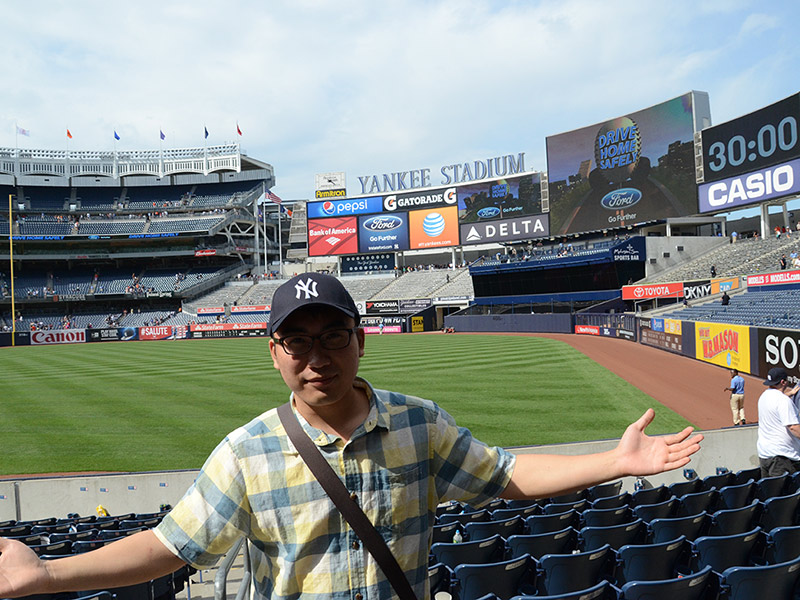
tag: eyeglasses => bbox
[272,328,355,356]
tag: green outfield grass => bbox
[1,334,694,475]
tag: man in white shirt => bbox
[757,367,800,477]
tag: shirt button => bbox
[350,492,358,503]
[352,540,360,550]
[355,594,363,600]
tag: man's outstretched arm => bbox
[501,408,703,500]
[0,530,186,599]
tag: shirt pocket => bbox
[359,463,426,539]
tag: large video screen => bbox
[546,92,704,235]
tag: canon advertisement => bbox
[459,214,549,245]
[546,92,708,234]
[30,329,86,345]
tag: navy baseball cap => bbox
[764,367,789,386]
[268,273,359,335]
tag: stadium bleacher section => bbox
[660,289,800,329]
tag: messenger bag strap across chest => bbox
[277,402,419,600]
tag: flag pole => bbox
[278,204,283,279]
[8,193,16,346]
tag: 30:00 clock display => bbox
[707,116,798,172]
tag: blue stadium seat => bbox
[453,554,536,600]
[587,481,623,501]
[668,479,701,498]
[615,536,691,585]
[491,505,540,522]
[549,490,586,505]
[717,481,757,510]
[439,509,491,527]
[708,500,761,536]
[766,525,800,563]
[617,565,718,600]
[437,501,463,519]
[431,534,506,571]
[719,554,800,600]
[649,512,709,543]
[630,485,669,507]
[542,499,589,514]
[510,580,617,600]
[759,490,800,531]
[581,506,633,528]
[465,515,525,541]
[701,471,735,491]
[736,468,762,486]
[632,498,678,523]
[429,562,453,597]
[590,492,631,510]
[537,544,615,596]
[691,527,764,573]
[525,510,579,534]
[579,519,647,551]
[433,521,463,544]
[678,490,719,516]
[755,473,790,501]
[506,527,578,560]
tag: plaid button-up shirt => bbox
[155,378,515,600]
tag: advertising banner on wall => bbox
[408,206,459,249]
[698,157,800,214]
[546,92,706,235]
[341,253,395,273]
[746,269,800,287]
[30,329,87,345]
[383,188,457,212]
[308,216,359,256]
[399,298,433,312]
[189,322,268,338]
[365,300,400,314]
[757,327,800,382]
[307,196,383,219]
[358,213,409,252]
[695,322,751,371]
[611,237,646,262]
[457,173,542,223]
[459,214,549,245]
[639,318,684,353]
[622,282,684,300]
[712,277,740,294]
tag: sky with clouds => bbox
[2,0,799,210]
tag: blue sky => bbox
[2,0,799,218]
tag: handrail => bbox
[214,537,251,600]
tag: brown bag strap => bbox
[277,402,419,600]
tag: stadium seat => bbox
[7,534,43,546]
[506,527,579,560]
[31,524,72,536]
[649,512,709,543]
[691,527,764,573]
[0,524,32,536]
[717,481,757,510]
[668,479,701,498]
[617,564,718,600]
[452,554,536,600]
[632,498,678,523]
[678,490,719,516]
[701,471,735,491]
[579,519,647,551]
[734,467,762,485]
[525,510,579,534]
[464,498,507,514]
[536,544,615,596]
[429,562,453,597]
[755,473,790,500]
[431,534,506,571]
[766,525,800,563]
[437,501,464,519]
[630,485,669,506]
[581,507,633,528]
[432,521,463,544]
[719,554,800,600]
[549,490,586,505]
[72,539,118,553]
[590,492,631,510]
[439,509,491,527]
[465,515,525,541]
[758,489,800,531]
[510,580,617,600]
[708,500,761,536]
[491,505,540,522]
[542,499,589,514]
[49,530,97,543]
[587,481,623,501]
[614,535,690,585]
[29,541,72,556]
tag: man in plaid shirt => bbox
[0,273,702,599]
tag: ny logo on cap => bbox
[295,278,319,300]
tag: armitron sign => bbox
[31,329,86,345]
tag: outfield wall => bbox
[0,426,757,521]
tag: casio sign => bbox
[364,215,402,231]
[477,207,501,219]
[601,188,642,210]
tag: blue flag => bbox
[204,126,209,139]
[160,130,165,140]
[114,131,120,141]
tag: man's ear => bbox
[268,338,281,369]
[356,327,366,357]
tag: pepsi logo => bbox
[477,207,501,219]
[322,201,335,215]
[601,188,642,210]
[364,215,402,231]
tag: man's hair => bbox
[731,369,738,375]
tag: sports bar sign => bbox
[621,282,684,300]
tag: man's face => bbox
[269,305,365,410]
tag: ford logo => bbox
[477,207,501,219]
[364,215,402,231]
[601,188,642,210]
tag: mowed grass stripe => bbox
[0,335,692,474]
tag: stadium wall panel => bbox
[446,313,573,333]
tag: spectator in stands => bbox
[721,291,730,306]
[780,254,788,270]
[710,264,717,278]
[757,367,800,477]
[731,230,738,243]
[0,273,703,600]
